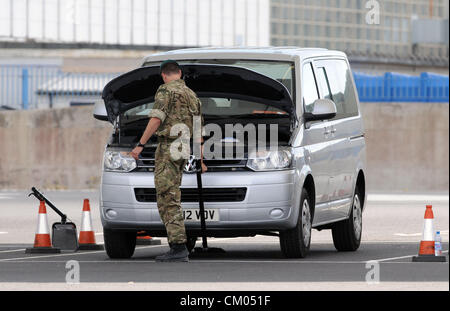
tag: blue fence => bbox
[353,72,449,103]
[0,65,448,110]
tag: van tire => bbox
[331,187,363,251]
[279,188,312,258]
[104,229,136,259]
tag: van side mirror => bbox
[304,99,337,122]
[93,100,108,121]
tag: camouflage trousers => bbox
[154,142,187,244]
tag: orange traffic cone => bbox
[25,201,60,253]
[412,205,446,262]
[78,199,104,250]
[136,231,161,245]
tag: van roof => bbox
[143,46,347,64]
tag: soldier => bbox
[130,60,206,262]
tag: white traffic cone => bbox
[78,199,104,250]
[412,205,446,262]
[25,201,60,253]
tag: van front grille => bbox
[137,146,248,171]
[134,187,247,202]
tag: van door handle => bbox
[331,127,337,134]
[324,127,330,135]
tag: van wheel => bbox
[332,187,362,251]
[104,229,136,259]
[279,188,312,258]
[186,237,197,253]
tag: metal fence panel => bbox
[0,65,119,110]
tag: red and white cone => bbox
[136,231,161,245]
[78,199,104,250]
[25,201,60,253]
[412,205,446,262]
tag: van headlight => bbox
[246,149,293,171]
[104,150,137,172]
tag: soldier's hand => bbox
[201,161,208,173]
[130,147,143,160]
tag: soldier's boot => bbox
[155,243,189,262]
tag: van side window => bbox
[302,63,319,114]
[316,59,359,119]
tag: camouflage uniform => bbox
[149,79,202,244]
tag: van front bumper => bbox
[100,169,298,234]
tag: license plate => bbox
[183,209,220,222]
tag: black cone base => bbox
[77,244,104,250]
[412,255,447,262]
[25,247,61,254]
[136,238,162,246]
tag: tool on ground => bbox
[78,199,104,250]
[136,231,162,245]
[28,187,78,252]
[25,200,61,253]
[191,159,225,255]
[412,205,446,262]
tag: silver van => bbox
[93,47,367,259]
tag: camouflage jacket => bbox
[149,79,202,141]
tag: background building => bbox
[270,0,449,70]
[0,0,269,47]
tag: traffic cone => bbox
[25,201,60,253]
[78,199,104,250]
[136,231,161,245]
[412,205,446,262]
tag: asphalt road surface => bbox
[0,191,448,290]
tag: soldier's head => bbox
[160,60,182,83]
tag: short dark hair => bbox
[160,60,181,75]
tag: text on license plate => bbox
[183,209,220,222]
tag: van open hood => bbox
[102,64,294,124]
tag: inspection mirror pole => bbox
[196,161,208,249]
[192,159,225,255]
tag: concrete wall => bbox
[0,103,448,192]
[0,107,111,190]
[361,102,449,193]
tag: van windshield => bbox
[122,97,289,124]
[143,59,295,97]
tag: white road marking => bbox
[0,232,8,234]
[394,233,422,237]
[373,250,448,263]
[395,230,448,237]
[368,194,449,202]
[0,244,165,262]
[1,251,447,264]
[0,249,26,253]
[0,236,447,263]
